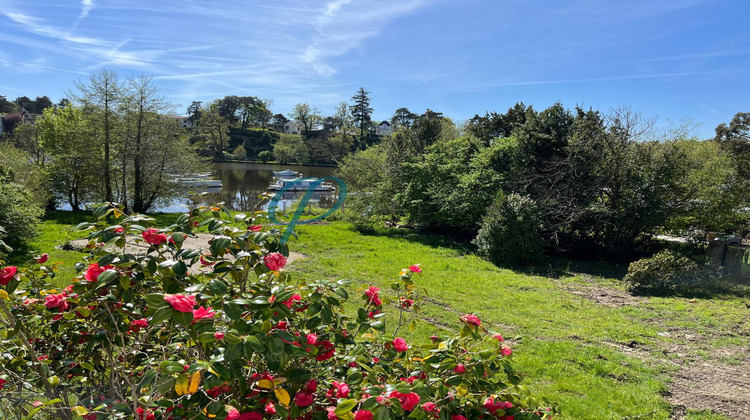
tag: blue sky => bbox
[0,0,748,138]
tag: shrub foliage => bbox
[473,194,543,266]
[624,250,720,295]
[0,204,555,419]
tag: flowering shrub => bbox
[0,204,556,419]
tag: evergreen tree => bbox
[350,87,373,148]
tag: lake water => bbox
[164,162,338,213]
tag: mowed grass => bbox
[288,223,747,420]
[23,214,746,419]
[19,211,183,287]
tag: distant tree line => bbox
[0,70,200,219]
[336,103,750,262]
[185,87,396,166]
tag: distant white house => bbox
[165,115,192,128]
[375,120,393,136]
[284,120,302,135]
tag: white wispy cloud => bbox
[0,58,88,75]
[79,0,94,19]
[2,11,103,45]
[450,69,750,91]
[303,0,429,77]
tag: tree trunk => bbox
[103,97,113,202]
[133,103,144,213]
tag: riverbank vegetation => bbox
[1,71,201,215]
[336,104,750,276]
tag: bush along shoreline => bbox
[0,204,556,419]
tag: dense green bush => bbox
[473,194,543,266]
[258,150,272,163]
[0,179,43,251]
[0,204,556,419]
[624,250,721,295]
[232,145,247,160]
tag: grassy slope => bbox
[289,223,746,420]
[25,215,746,419]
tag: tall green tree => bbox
[289,102,321,138]
[13,96,33,113]
[37,106,100,210]
[32,96,53,113]
[187,101,203,126]
[72,69,124,203]
[0,95,14,113]
[350,87,373,147]
[714,112,750,180]
[196,102,231,160]
[390,107,417,130]
[121,76,170,213]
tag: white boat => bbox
[272,169,301,179]
[176,173,223,188]
[268,177,335,192]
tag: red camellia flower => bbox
[264,401,276,415]
[409,264,422,273]
[142,228,168,245]
[199,255,214,266]
[164,294,197,312]
[453,364,466,374]
[236,413,263,420]
[224,408,262,420]
[264,252,287,271]
[214,332,225,340]
[422,402,437,412]
[392,337,409,352]
[0,378,7,391]
[460,314,481,327]
[136,407,155,420]
[354,410,374,420]
[192,306,216,323]
[37,254,49,264]
[364,286,381,306]
[502,346,512,356]
[389,391,421,411]
[129,318,149,332]
[316,340,335,361]
[248,225,262,232]
[305,379,317,392]
[0,266,18,285]
[306,333,318,346]
[44,293,68,310]
[493,334,504,342]
[282,294,301,308]
[327,381,350,398]
[400,297,414,308]
[326,407,338,420]
[294,391,314,407]
[483,397,513,415]
[84,263,114,282]
[113,227,125,234]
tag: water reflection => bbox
[167,162,337,213]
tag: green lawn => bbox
[22,214,748,419]
[288,223,747,420]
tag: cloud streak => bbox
[449,69,750,91]
[79,0,94,19]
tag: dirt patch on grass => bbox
[562,273,750,418]
[561,274,642,307]
[667,358,750,419]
